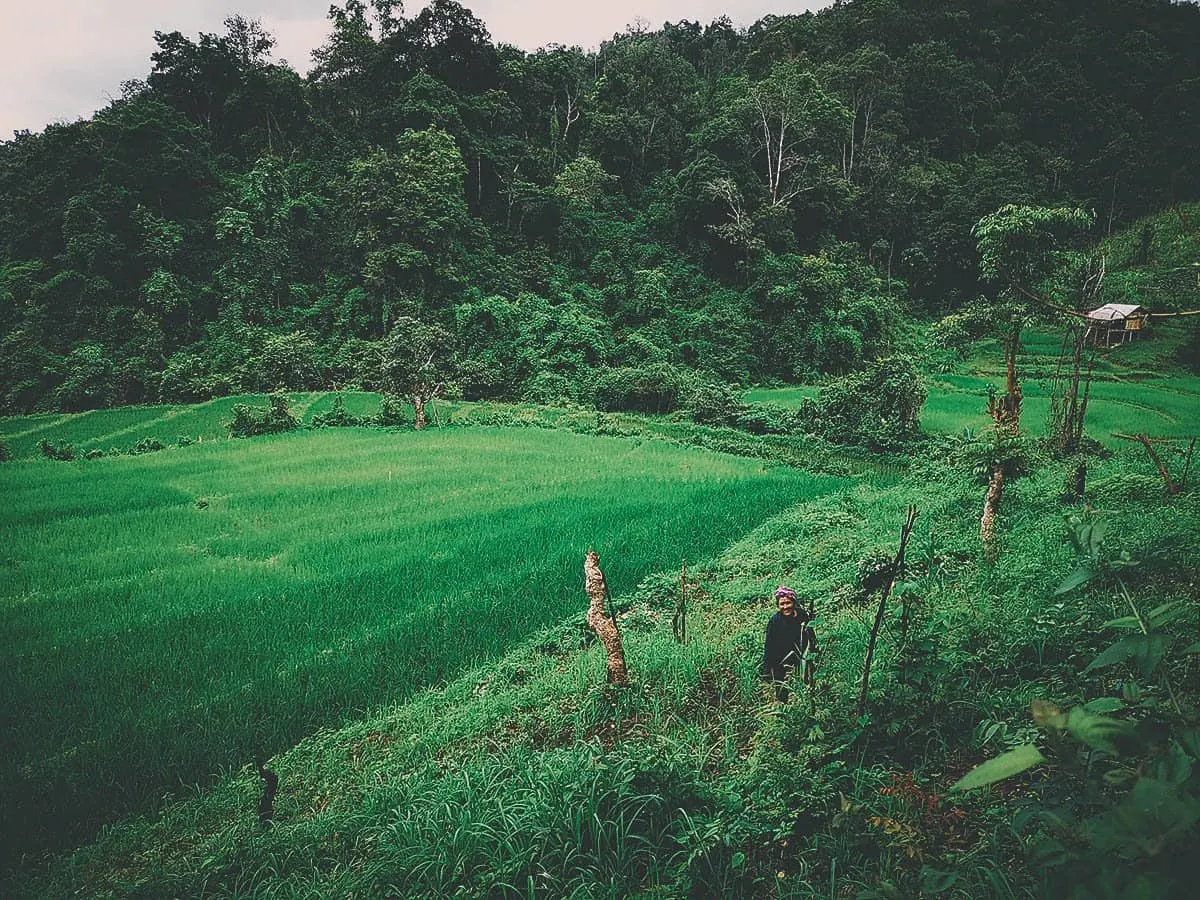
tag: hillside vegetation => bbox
[3,0,1200,895]
[4,0,1200,415]
[4,416,1197,897]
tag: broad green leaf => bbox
[1102,615,1142,631]
[1146,601,1188,629]
[919,866,960,895]
[951,744,1045,792]
[1065,707,1136,754]
[1084,635,1169,676]
[1084,637,1139,673]
[1084,697,1125,714]
[1054,565,1096,595]
[1132,633,1171,677]
[1181,642,1200,655]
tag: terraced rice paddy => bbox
[0,417,842,859]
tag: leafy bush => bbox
[522,371,579,405]
[680,378,743,426]
[37,440,76,461]
[805,355,927,449]
[734,404,798,435]
[310,393,367,428]
[226,392,298,438]
[248,331,322,391]
[159,352,215,402]
[592,364,737,420]
[129,437,166,455]
[1178,322,1200,374]
[52,342,117,411]
[373,394,408,427]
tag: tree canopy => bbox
[3,0,1199,412]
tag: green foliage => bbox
[37,439,76,461]
[592,364,738,422]
[128,437,166,455]
[309,392,367,427]
[951,744,1044,792]
[0,437,10,462]
[805,355,927,449]
[52,342,118,412]
[225,392,298,437]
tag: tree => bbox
[973,203,1093,551]
[380,316,456,429]
[973,204,1094,433]
[347,128,476,331]
[745,62,850,209]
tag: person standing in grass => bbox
[761,585,818,702]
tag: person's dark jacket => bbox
[760,611,816,681]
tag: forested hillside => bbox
[3,0,1199,414]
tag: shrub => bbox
[807,355,927,449]
[1179,322,1200,374]
[373,394,408,427]
[52,342,117,411]
[734,404,798,435]
[159,352,213,403]
[129,437,166,455]
[310,394,367,428]
[38,439,76,461]
[680,378,743,426]
[593,364,691,414]
[249,331,322,391]
[83,449,106,460]
[226,392,298,438]
[522,371,579,406]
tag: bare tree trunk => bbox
[413,393,427,430]
[981,465,1005,553]
[584,550,629,685]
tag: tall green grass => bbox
[0,424,841,861]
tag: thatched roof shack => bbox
[1085,303,1150,347]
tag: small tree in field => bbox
[973,204,1093,551]
[380,317,455,430]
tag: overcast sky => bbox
[0,2,829,140]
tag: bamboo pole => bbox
[857,505,919,716]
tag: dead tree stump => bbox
[584,549,629,686]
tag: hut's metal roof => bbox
[1086,303,1146,321]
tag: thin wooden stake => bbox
[1114,432,1182,494]
[857,505,919,717]
[673,558,688,645]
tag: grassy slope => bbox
[9,434,1197,899]
[0,421,841,865]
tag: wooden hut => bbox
[1085,303,1150,347]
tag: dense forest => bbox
[2,0,1199,414]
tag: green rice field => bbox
[0,419,842,860]
[745,329,1200,447]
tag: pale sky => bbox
[0,2,828,140]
